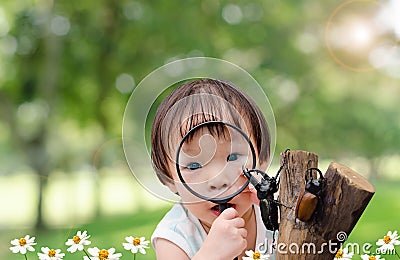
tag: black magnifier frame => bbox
[175,121,257,213]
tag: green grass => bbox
[0,206,171,260]
[344,180,400,259]
[1,180,399,259]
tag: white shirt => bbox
[151,202,277,259]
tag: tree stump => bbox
[276,150,375,260]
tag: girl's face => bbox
[167,127,264,231]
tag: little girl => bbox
[150,78,275,259]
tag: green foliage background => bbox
[0,0,399,259]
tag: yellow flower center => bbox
[133,238,141,246]
[99,249,109,260]
[48,249,56,257]
[383,235,391,244]
[73,236,81,244]
[369,256,376,260]
[19,238,27,246]
[335,249,343,258]
[253,251,261,259]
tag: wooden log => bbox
[276,150,375,260]
[276,150,319,258]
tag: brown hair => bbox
[151,78,270,184]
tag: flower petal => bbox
[88,247,100,256]
[376,239,385,246]
[20,247,27,254]
[10,246,20,253]
[27,235,36,244]
[139,247,147,254]
[245,250,254,256]
[67,245,77,253]
[83,240,92,246]
[112,252,122,258]
[10,239,20,246]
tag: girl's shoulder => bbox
[151,203,206,258]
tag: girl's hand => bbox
[194,208,247,260]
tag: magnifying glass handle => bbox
[218,203,239,260]
[243,170,261,188]
[218,203,228,213]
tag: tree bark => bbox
[277,150,375,260]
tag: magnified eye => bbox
[187,162,202,170]
[227,153,239,162]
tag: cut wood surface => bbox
[276,150,375,260]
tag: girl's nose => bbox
[207,164,241,193]
[209,181,228,191]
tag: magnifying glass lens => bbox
[177,122,255,202]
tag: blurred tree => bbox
[0,3,63,230]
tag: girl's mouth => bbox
[210,203,235,216]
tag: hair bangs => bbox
[162,92,249,153]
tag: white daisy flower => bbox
[242,250,269,260]
[361,254,384,260]
[86,247,122,260]
[37,247,65,260]
[122,236,150,254]
[376,230,400,253]
[334,247,354,259]
[65,230,91,253]
[9,235,36,254]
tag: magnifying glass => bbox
[175,121,257,213]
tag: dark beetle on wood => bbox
[242,149,290,232]
[244,168,280,231]
[295,167,326,222]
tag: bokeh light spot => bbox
[50,15,70,36]
[115,73,135,94]
[222,4,243,25]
